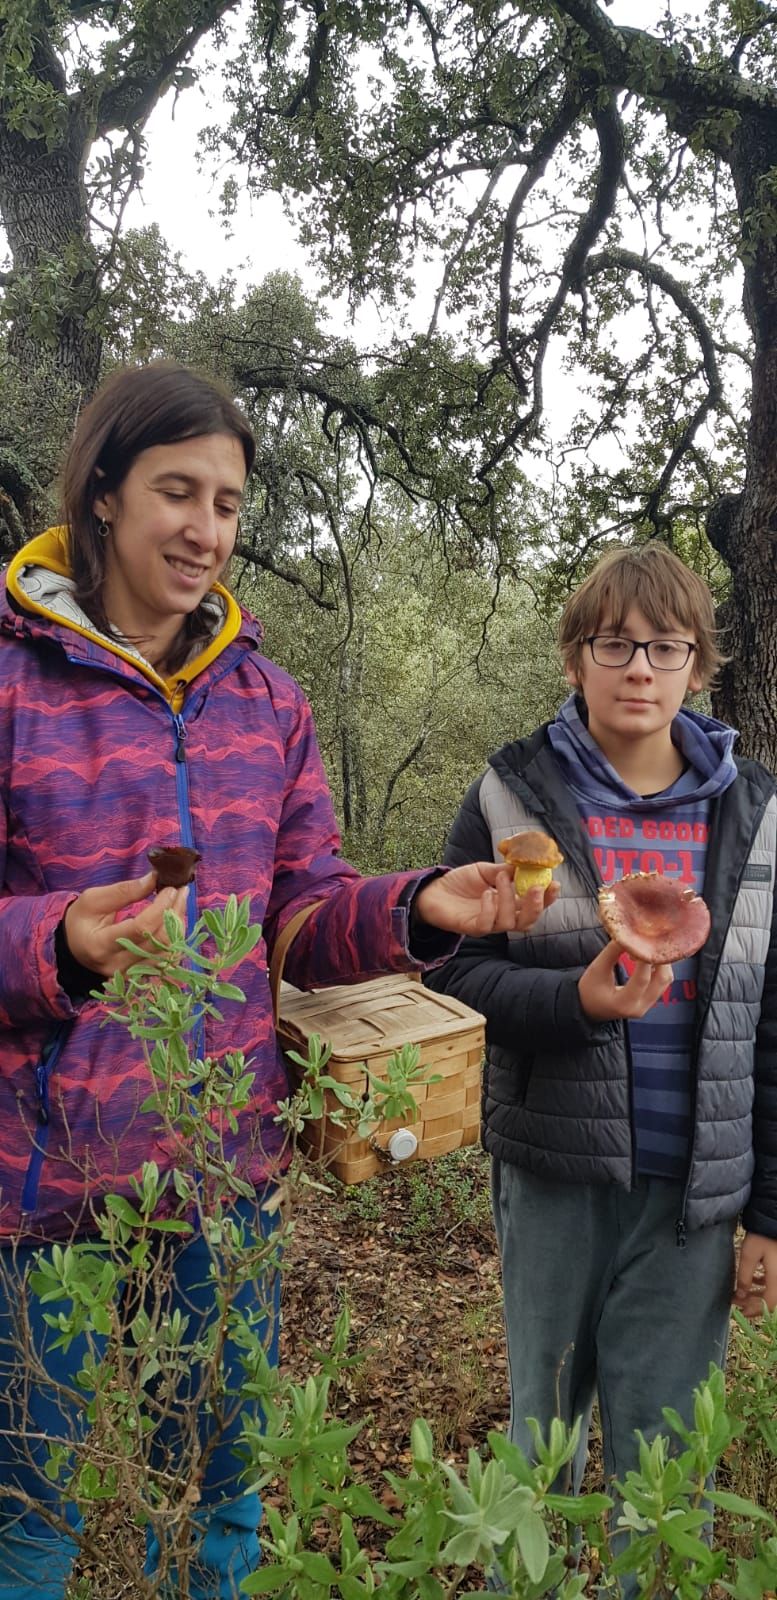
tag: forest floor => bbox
[74,1147,774,1596]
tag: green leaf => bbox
[515,1509,549,1581]
[380,1556,439,1578]
[544,1491,613,1522]
[709,1490,775,1524]
[338,1482,396,1526]
[241,1564,300,1593]
[104,1195,145,1227]
[439,1529,482,1567]
[656,1521,713,1563]
[297,1551,340,1582]
[210,981,246,1002]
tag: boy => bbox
[426,542,777,1505]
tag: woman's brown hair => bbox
[558,542,726,689]
[61,362,256,672]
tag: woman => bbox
[0,363,552,1599]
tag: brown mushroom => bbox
[148,845,201,888]
[597,872,710,965]
[497,829,564,894]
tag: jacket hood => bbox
[3,527,260,699]
[545,692,739,810]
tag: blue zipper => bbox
[21,1023,73,1214]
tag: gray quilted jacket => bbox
[426,725,777,1236]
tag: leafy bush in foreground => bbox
[10,903,776,1597]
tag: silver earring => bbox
[97,517,110,539]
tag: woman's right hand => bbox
[63,871,189,978]
[579,940,673,1022]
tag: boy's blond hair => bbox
[558,542,725,689]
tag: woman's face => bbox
[94,433,246,646]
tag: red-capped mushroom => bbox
[148,845,201,888]
[597,872,710,965]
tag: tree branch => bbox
[233,542,337,609]
[232,358,418,475]
[555,0,777,123]
[496,84,585,394]
[296,464,355,645]
[377,724,431,837]
[428,142,521,336]
[729,6,777,70]
[279,0,330,118]
[407,0,442,70]
[531,97,625,348]
[580,246,725,524]
[95,0,240,137]
[582,247,723,399]
[482,92,624,477]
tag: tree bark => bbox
[0,0,240,414]
[708,115,777,769]
[0,104,101,397]
[338,633,368,838]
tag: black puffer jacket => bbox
[426,726,777,1236]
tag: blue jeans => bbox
[0,1194,280,1600]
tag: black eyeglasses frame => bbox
[584,635,698,671]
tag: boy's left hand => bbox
[733,1231,777,1318]
[414,863,559,936]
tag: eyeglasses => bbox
[585,635,697,671]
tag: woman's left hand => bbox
[414,863,559,937]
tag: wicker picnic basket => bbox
[270,904,485,1184]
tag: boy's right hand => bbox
[579,940,673,1022]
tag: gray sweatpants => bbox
[491,1160,736,1495]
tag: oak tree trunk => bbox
[708,116,777,770]
[0,107,101,399]
[338,633,368,838]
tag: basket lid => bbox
[277,973,484,1059]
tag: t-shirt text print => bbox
[580,795,711,1179]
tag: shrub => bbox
[6,903,775,1597]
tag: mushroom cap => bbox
[498,829,564,869]
[598,872,710,965]
[148,845,202,888]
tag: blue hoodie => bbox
[548,695,738,1178]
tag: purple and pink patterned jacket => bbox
[0,529,450,1240]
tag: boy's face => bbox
[566,604,703,753]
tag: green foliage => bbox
[237,501,563,873]
[9,901,777,1596]
[0,0,239,398]
[2,241,99,347]
[721,1303,777,1535]
[277,1033,440,1149]
[0,0,69,147]
[726,1304,777,1459]
[0,353,78,556]
[212,1,760,576]
[245,1348,777,1598]
[334,1149,493,1245]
